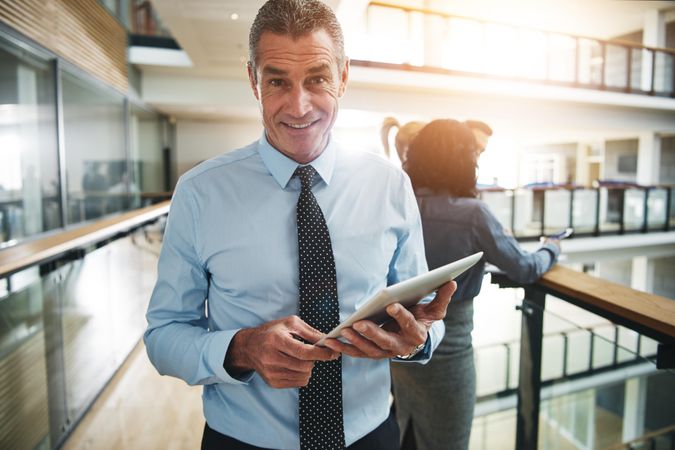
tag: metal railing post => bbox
[515,288,546,450]
[642,187,650,233]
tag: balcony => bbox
[350,2,675,98]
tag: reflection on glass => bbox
[578,38,603,85]
[480,190,512,231]
[544,190,570,234]
[470,409,516,450]
[630,48,643,91]
[605,45,629,89]
[0,37,60,245]
[624,188,644,231]
[647,188,667,229]
[61,71,126,223]
[548,34,576,82]
[129,104,166,195]
[572,189,598,233]
[0,279,50,449]
[513,189,537,237]
[654,52,674,95]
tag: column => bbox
[622,377,647,442]
[631,256,655,294]
[637,132,661,186]
[640,9,666,92]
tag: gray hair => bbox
[248,0,345,81]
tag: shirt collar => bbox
[257,132,336,189]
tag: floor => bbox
[62,341,204,450]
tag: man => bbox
[144,1,455,449]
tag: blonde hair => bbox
[380,117,427,164]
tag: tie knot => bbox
[295,165,316,191]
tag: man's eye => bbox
[309,76,326,84]
[268,79,284,87]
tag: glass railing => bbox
[471,266,675,450]
[357,1,675,97]
[478,184,674,241]
[0,204,167,449]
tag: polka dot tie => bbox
[295,165,345,450]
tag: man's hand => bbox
[225,316,339,388]
[323,281,456,359]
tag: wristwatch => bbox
[396,340,427,360]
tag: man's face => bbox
[248,29,349,164]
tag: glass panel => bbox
[443,18,484,73]
[578,38,603,85]
[60,248,117,421]
[630,48,643,91]
[670,188,675,228]
[515,29,547,80]
[654,51,674,96]
[470,409,517,450]
[572,188,598,234]
[538,297,673,449]
[483,23,517,77]
[605,44,629,89]
[548,34,576,82]
[624,188,645,231]
[129,104,166,201]
[0,275,51,449]
[131,0,172,37]
[61,71,126,224]
[0,37,60,246]
[599,188,623,233]
[647,188,668,230]
[513,189,540,238]
[366,6,411,64]
[60,230,160,430]
[480,190,512,232]
[544,189,571,234]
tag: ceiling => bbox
[146,0,675,78]
[141,0,675,140]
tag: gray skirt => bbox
[391,299,475,450]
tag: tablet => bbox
[315,251,483,346]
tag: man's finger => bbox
[341,327,392,357]
[323,338,367,358]
[414,281,456,320]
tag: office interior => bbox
[0,0,674,449]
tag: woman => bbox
[381,116,427,165]
[391,119,560,450]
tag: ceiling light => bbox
[230,13,239,20]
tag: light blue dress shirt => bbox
[144,134,444,449]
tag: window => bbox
[0,37,60,246]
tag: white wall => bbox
[175,118,263,177]
[604,139,638,182]
[653,256,675,299]
[660,136,675,184]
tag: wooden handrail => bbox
[368,1,675,56]
[601,423,675,450]
[538,265,675,342]
[0,200,170,278]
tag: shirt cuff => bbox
[393,318,444,364]
[208,329,255,384]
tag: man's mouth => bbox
[283,120,317,129]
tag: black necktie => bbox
[295,165,345,450]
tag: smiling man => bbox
[144,1,454,449]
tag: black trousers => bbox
[201,411,400,450]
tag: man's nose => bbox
[287,84,312,117]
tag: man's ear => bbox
[247,62,260,101]
[338,58,349,97]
